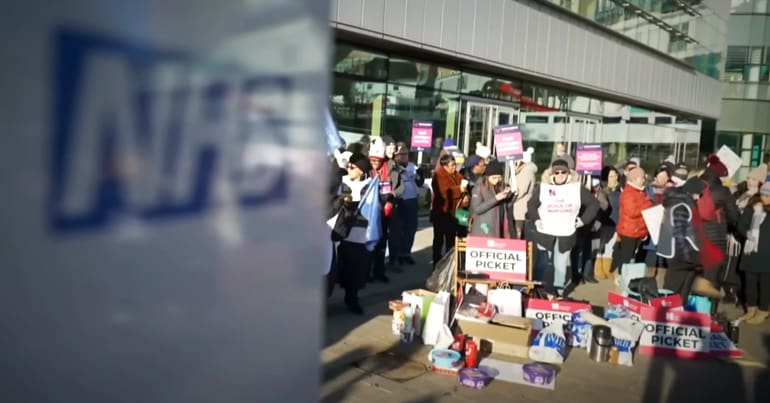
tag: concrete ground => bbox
[323,222,770,403]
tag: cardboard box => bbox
[456,318,533,359]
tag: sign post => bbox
[411,121,433,165]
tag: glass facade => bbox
[332,42,703,172]
[717,1,770,180]
[542,0,728,78]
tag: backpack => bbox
[697,183,723,223]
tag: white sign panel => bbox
[537,182,581,237]
[716,145,742,178]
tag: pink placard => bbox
[493,125,523,161]
[575,143,603,176]
[410,121,433,151]
[464,236,527,281]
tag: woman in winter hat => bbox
[737,182,770,324]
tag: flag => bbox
[358,177,381,251]
[325,108,344,156]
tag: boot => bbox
[739,306,758,322]
[593,258,608,280]
[691,276,724,300]
[746,310,769,325]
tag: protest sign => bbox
[607,292,682,322]
[537,182,581,237]
[575,144,602,176]
[525,299,592,331]
[465,236,527,282]
[641,204,664,245]
[709,321,743,359]
[716,145,742,178]
[411,121,433,151]
[638,309,711,359]
[493,125,523,161]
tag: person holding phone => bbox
[469,161,516,238]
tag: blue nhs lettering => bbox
[50,31,290,232]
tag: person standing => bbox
[469,161,515,238]
[594,166,621,280]
[431,154,466,267]
[615,167,654,274]
[513,148,538,239]
[527,159,599,294]
[737,183,770,325]
[335,153,375,315]
[551,143,575,169]
[391,143,423,266]
[367,138,403,281]
[461,154,487,191]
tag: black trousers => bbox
[570,229,594,280]
[432,214,456,266]
[664,259,700,302]
[371,215,390,278]
[616,236,643,273]
[745,271,770,309]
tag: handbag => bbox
[455,208,471,227]
[628,277,659,303]
[330,206,357,242]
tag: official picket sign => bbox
[709,322,742,358]
[526,299,592,331]
[638,309,711,359]
[465,236,527,281]
[607,292,682,323]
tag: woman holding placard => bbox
[469,161,515,238]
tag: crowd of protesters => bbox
[327,135,770,325]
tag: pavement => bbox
[322,224,770,403]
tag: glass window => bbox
[628,117,649,124]
[725,46,748,73]
[388,57,461,92]
[333,44,388,80]
[330,75,386,137]
[382,83,460,148]
[525,115,549,123]
[461,71,521,104]
[654,116,673,125]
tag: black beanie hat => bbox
[348,152,371,173]
[485,160,504,176]
[551,159,569,171]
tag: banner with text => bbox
[575,143,603,176]
[526,299,592,331]
[410,121,433,152]
[493,124,524,161]
[638,309,711,359]
[465,236,527,282]
[607,292,683,322]
[537,182,581,237]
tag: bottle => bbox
[608,346,619,366]
[402,306,414,334]
[465,339,478,368]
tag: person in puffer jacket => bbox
[615,167,653,274]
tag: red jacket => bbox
[617,183,654,239]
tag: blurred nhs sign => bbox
[50,30,292,232]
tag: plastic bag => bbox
[529,320,567,364]
[426,247,455,293]
[608,318,643,366]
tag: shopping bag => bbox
[426,247,456,293]
[423,291,451,346]
[487,287,523,316]
[402,289,437,336]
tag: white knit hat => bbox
[475,142,491,160]
[522,147,534,163]
[368,137,385,159]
